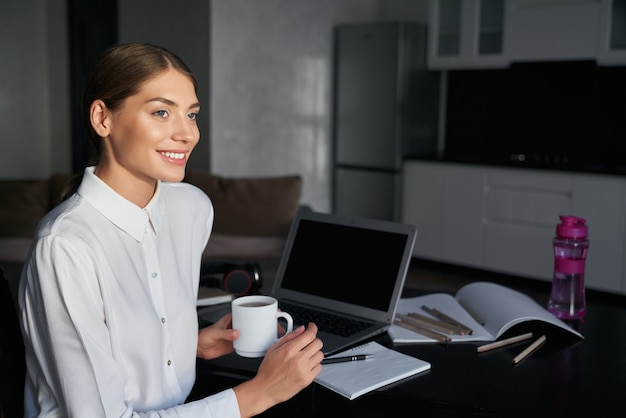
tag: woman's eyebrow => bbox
[147,97,201,109]
[147,97,175,106]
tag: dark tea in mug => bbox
[239,302,270,307]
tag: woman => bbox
[18,43,323,417]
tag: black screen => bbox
[280,219,408,311]
[445,61,626,173]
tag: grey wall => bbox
[0,0,70,178]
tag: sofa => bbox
[0,171,303,303]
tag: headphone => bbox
[200,261,263,297]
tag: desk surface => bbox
[192,288,626,418]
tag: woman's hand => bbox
[196,313,238,360]
[233,323,324,418]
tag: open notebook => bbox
[271,209,417,355]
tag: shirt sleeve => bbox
[20,234,241,418]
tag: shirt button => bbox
[152,272,157,278]
[161,317,166,324]
[167,360,172,366]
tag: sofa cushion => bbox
[184,171,302,237]
[50,173,72,207]
[0,181,49,238]
[202,234,286,259]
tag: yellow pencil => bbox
[512,335,546,365]
[476,332,534,353]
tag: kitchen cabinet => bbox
[506,0,602,62]
[430,0,626,68]
[402,161,484,268]
[570,175,626,293]
[597,0,626,64]
[401,161,445,260]
[402,161,484,263]
[402,160,626,295]
[428,0,510,69]
[481,167,571,280]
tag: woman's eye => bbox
[187,112,199,121]
[154,110,168,118]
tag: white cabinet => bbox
[506,0,602,62]
[571,174,626,293]
[402,160,626,295]
[510,0,626,64]
[428,0,510,69]
[402,161,484,267]
[597,0,626,64]
[440,164,485,266]
[402,161,445,260]
[430,0,626,68]
[482,167,571,280]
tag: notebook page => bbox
[314,341,430,400]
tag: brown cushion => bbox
[0,180,49,238]
[184,171,302,237]
[49,173,73,207]
[202,234,286,259]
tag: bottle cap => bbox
[556,215,588,239]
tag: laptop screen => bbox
[278,216,413,312]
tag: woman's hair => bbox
[63,43,197,200]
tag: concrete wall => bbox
[0,0,70,178]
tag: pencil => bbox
[476,332,533,353]
[421,305,473,335]
[394,318,451,343]
[405,312,464,335]
[512,334,546,365]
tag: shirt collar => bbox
[77,167,165,242]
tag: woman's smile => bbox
[158,150,189,165]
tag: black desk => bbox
[191,288,626,418]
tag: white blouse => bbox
[19,167,241,417]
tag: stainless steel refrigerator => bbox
[332,22,439,222]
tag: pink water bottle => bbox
[547,215,589,320]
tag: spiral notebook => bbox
[314,341,431,400]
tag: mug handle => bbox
[276,312,293,339]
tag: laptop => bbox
[271,209,417,355]
[198,209,417,373]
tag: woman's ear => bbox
[90,100,111,138]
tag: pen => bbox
[321,354,374,365]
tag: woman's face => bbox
[102,68,200,185]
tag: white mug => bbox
[231,295,293,358]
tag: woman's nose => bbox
[172,116,199,143]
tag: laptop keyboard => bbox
[279,301,372,337]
